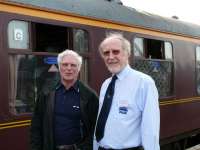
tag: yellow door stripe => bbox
[0,120,31,130]
[0,120,31,126]
[0,123,30,130]
[160,97,200,106]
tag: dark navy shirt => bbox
[54,82,81,145]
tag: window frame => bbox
[132,36,174,99]
[7,19,91,115]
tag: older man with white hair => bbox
[31,49,99,150]
[94,33,160,150]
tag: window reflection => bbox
[73,29,89,52]
[133,37,144,57]
[196,46,200,95]
[9,54,60,114]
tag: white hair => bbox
[99,32,131,56]
[57,49,82,71]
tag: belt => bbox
[98,146,143,150]
[56,145,76,150]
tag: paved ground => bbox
[186,144,200,150]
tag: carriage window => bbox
[196,46,200,95]
[8,21,90,114]
[34,23,69,52]
[133,37,144,57]
[165,42,173,60]
[146,39,163,59]
[73,29,89,52]
[8,20,29,49]
[133,37,173,98]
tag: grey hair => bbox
[57,49,82,71]
[99,32,131,56]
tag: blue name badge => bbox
[119,106,128,114]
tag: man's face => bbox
[59,55,79,83]
[101,38,129,74]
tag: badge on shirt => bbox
[73,105,80,110]
[118,100,129,114]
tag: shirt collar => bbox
[56,80,79,93]
[115,64,131,81]
[73,81,79,92]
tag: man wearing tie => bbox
[94,33,160,150]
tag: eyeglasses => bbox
[102,50,120,57]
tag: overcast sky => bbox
[121,0,200,25]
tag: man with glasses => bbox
[31,49,98,150]
[94,33,160,150]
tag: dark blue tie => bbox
[95,75,117,142]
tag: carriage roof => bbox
[5,0,200,38]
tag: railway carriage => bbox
[0,0,200,150]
